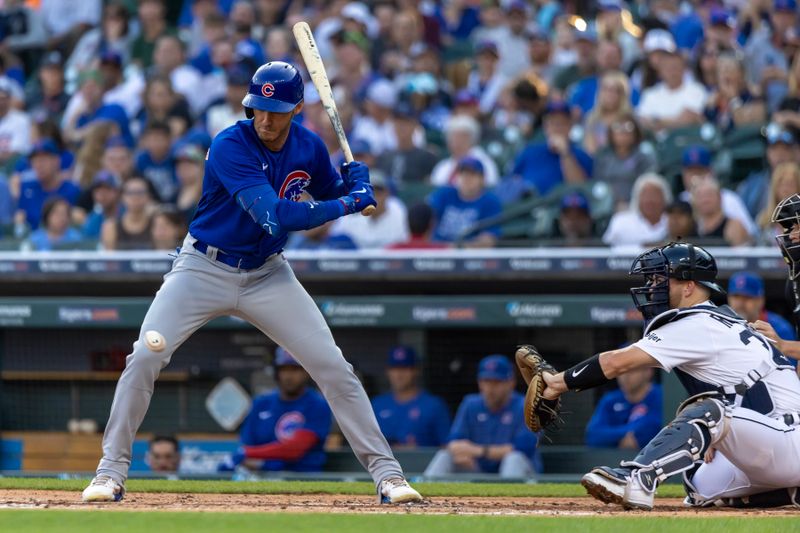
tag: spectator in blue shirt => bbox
[585,367,663,449]
[15,139,80,231]
[429,157,502,247]
[135,121,177,203]
[26,195,82,251]
[82,171,121,239]
[511,100,592,197]
[424,354,541,478]
[371,346,451,448]
[221,347,332,472]
[728,271,797,368]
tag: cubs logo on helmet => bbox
[261,83,275,97]
[275,411,306,441]
[279,170,311,201]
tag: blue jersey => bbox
[513,142,593,196]
[17,174,80,230]
[428,186,502,242]
[371,391,451,447]
[239,388,332,472]
[189,119,345,259]
[448,392,541,473]
[585,384,663,448]
[135,151,176,203]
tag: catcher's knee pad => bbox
[621,397,729,492]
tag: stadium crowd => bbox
[1,0,800,250]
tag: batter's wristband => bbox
[563,354,607,392]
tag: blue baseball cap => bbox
[456,156,485,175]
[682,145,712,168]
[775,0,798,12]
[92,170,121,189]
[598,0,623,11]
[728,272,765,298]
[274,347,302,367]
[475,40,499,57]
[478,354,514,381]
[29,139,60,157]
[387,346,417,368]
[710,8,735,28]
[561,191,591,213]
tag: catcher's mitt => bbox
[515,344,563,432]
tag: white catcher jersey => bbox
[634,301,800,417]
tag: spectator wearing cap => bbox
[376,102,439,186]
[603,173,671,247]
[14,140,79,232]
[473,1,531,79]
[429,157,503,248]
[371,346,451,448]
[552,27,598,94]
[0,79,31,169]
[705,7,740,51]
[630,29,677,93]
[430,115,499,187]
[226,347,332,473]
[637,42,708,132]
[678,145,758,237]
[585,366,662,449]
[206,67,250,138]
[330,170,409,249]
[135,121,177,203]
[593,113,657,209]
[351,79,401,156]
[39,0,101,56]
[101,176,155,251]
[82,171,121,239]
[728,272,796,360]
[25,195,82,251]
[552,191,595,245]
[174,144,205,221]
[99,50,147,120]
[424,354,541,479]
[704,53,766,133]
[61,70,132,147]
[65,3,135,94]
[666,200,697,241]
[511,100,592,197]
[26,52,69,123]
[131,0,177,70]
[739,129,800,220]
[690,176,751,246]
[744,0,795,112]
[466,41,507,115]
[756,161,800,243]
[387,203,450,250]
[150,205,187,251]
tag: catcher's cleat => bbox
[82,475,125,502]
[581,466,628,506]
[378,477,423,504]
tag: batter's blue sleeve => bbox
[237,184,346,234]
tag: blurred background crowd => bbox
[0,0,799,251]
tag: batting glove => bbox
[341,161,371,189]
[340,183,376,214]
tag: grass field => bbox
[1,478,798,532]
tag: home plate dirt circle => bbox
[0,491,798,516]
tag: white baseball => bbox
[144,330,166,352]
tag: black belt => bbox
[192,240,269,270]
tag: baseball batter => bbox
[537,242,800,510]
[82,62,422,504]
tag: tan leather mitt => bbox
[515,344,563,432]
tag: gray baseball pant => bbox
[96,234,404,487]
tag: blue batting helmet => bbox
[242,61,304,118]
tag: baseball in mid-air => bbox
[144,330,166,352]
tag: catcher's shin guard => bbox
[621,397,730,495]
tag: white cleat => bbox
[378,477,423,504]
[82,475,125,502]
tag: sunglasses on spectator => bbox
[611,121,635,133]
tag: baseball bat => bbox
[293,21,375,216]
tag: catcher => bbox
[516,241,800,510]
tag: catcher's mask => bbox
[772,193,800,279]
[629,242,725,322]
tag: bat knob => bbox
[361,205,376,217]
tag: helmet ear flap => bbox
[245,107,254,119]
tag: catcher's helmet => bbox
[771,193,800,279]
[629,242,725,321]
[242,61,304,118]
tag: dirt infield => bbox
[0,490,798,516]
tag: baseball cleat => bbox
[623,470,656,511]
[581,466,628,506]
[82,475,125,502]
[378,477,423,504]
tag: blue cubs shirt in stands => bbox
[371,391,451,447]
[585,384,663,448]
[190,119,345,259]
[239,388,331,472]
[17,175,80,230]
[448,392,541,473]
[428,186,502,242]
[512,142,593,196]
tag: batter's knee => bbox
[125,330,176,375]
